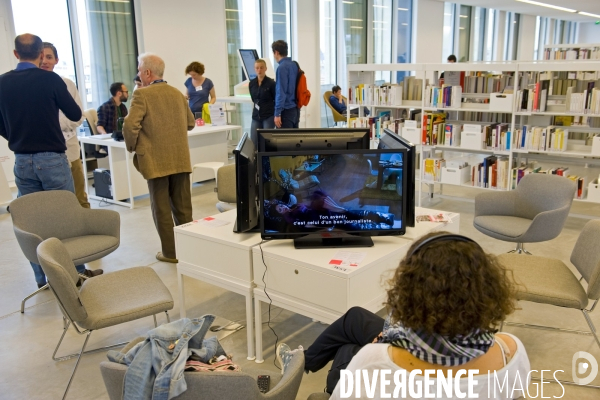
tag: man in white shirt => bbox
[41,42,90,208]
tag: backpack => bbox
[293,61,311,108]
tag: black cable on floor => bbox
[259,239,280,369]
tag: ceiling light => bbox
[398,8,408,11]
[401,23,408,26]
[373,5,388,8]
[343,1,354,3]
[350,26,363,29]
[459,15,468,18]
[579,11,600,18]
[514,0,576,13]
[344,18,363,21]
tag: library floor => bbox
[0,182,599,399]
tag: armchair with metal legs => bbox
[9,190,120,312]
[37,238,174,399]
[474,174,576,254]
[499,219,600,389]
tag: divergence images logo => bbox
[572,351,598,386]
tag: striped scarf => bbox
[377,314,495,366]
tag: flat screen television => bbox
[378,128,416,227]
[258,148,407,248]
[233,132,258,233]
[257,128,370,152]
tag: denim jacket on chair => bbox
[107,315,226,400]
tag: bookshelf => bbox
[543,44,600,61]
[347,61,600,210]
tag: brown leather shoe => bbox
[156,252,178,263]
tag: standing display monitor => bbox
[258,148,407,248]
[238,49,259,81]
[378,128,416,227]
[257,128,370,152]
[233,132,258,233]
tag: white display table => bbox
[251,210,460,362]
[78,124,241,208]
[175,210,262,360]
[174,207,459,363]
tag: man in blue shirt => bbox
[271,40,298,128]
[329,85,369,117]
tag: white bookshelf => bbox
[347,61,600,210]
[544,44,600,61]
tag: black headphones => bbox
[407,234,481,258]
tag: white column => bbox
[495,11,506,61]
[0,0,15,185]
[133,0,229,96]
[413,0,444,63]
[517,14,536,61]
[291,0,320,128]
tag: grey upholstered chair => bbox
[473,173,576,254]
[37,237,174,400]
[100,336,305,400]
[216,163,237,212]
[10,190,120,312]
[499,219,600,386]
[308,393,330,400]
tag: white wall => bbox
[578,22,600,44]
[133,0,229,97]
[0,0,15,184]
[517,14,536,61]
[413,0,444,63]
[292,0,320,128]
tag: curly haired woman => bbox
[277,232,530,399]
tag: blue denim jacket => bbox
[107,315,226,400]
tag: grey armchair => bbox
[499,219,600,387]
[9,190,120,312]
[308,393,330,400]
[473,173,576,254]
[216,163,236,212]
[100,337,305,400]
[37,238,174,400]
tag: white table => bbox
[78,125,241,208]
[174,210,262,360]
[251,209,460,362]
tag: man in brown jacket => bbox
[123,53,196,263]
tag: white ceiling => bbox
[434,0,600,22]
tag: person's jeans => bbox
[304,307,384,393]
[279,107,299,129]
[14,152,84,286]
[250,116,275,146]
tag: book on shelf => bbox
[514,126,568,152]
[421,112,446,145]
[424,85,462,108]
[544,47,600,60]
[423,157,444,182]
[349,76,426,106]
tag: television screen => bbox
[378,129,416,227]
[238,49,258,81]
[258,149,407,248]
[233,132,258,233]
[257,128,370,152]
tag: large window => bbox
[11,0,138,109]
[442,3,454,62]
[372,0,392,84]
[265,0,292,70]
[225,0,261,95]
[457,5,471,62]
[504,12,520,61]
[320,0,336,127]
[11,0,76,82]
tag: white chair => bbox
[191,162,225,189]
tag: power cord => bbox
[258,239,280,369]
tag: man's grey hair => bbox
[138,52,165,78]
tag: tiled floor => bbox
[0,181,599,399]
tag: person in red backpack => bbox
[271,40,299,128]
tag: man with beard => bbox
[96,82,129,135]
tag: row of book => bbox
[347,116,404,139]
[544,48,600,60]
[462,72,514,94]
[516,82,600,114]
[471,156,511,190]
[512,126,568,152]
[423,86,462,108]
[348,77,425,105]
[513,165,586,199]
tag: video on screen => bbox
[261,152,404,234]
